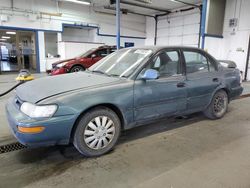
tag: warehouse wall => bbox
[0,0,146,72]
[62,28,94,43]
[145,8,201,47]
[205,0,250,80]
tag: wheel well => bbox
[221,88,230,97]
[69,104,124,142]
[217,88,231,103]
[70,64,85,71]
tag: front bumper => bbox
[230,86,244,100]
[5,97,77,147]
[50,67,67,76]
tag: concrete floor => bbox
[0,73,250,188]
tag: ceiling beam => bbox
[120,0,171,13]
[104,6,155,17]
[170,0,201,8]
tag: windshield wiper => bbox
[91,70,107,75]
[108,73,127,78]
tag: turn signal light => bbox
[17,126,45,134]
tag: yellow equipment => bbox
[1,69,34,97]
[16,69,34,82]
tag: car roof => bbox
[125,45,205,52]
[98,45,116,49]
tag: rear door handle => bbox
[177,82,185,88]
[213,78,219,82]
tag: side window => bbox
[96,49,108,57]
[146,50,180,77]
[184,51,210,74]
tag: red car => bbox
[50,46,117,75]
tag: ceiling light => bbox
[61,0,90,5]
[6,31,16,35]
[2,36,10,39]
[0,38,7,41]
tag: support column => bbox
[201,0,208,49]
[116,0,120,49]
[36,31,45,72]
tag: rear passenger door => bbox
[182,50,220,111]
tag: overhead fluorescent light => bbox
[2,36,10,39]
[6,31,16,35]
[0,38,7,41]
[61,0,90,5]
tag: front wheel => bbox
[73,107,121,157]
[203,90,229,119]
[70,65,84,73]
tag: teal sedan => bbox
[6,46,243,157]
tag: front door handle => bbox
[213,78,219,82]
[177,82,185,88]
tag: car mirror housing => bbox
[141,69,159,80]
[218,60,237,69]
[227,62,237,68]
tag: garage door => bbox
[156,8,200,47]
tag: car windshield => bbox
[89,48,153,78]
[78,49,95,58]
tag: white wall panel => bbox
[145,17,155,46]
[169,27,183,36]
[157,37,169,45]
[169,36,182,45]
[169,17,183,27]
[183,35,199,45]
[205,0,250,80]
[157,28,169,37]
[152,8,200,47]
[183,13,200,24]
[183,24,200,35]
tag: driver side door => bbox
[133,49,187,122]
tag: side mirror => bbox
[141,69,159,80]
[219,60,237,69]
[91,54,96,59]
[227,61,237,68]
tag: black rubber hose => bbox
[0,81,24,97]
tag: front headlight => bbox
[20,102,58,118]
[56,62,68,68]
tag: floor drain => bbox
[0,142,26,154]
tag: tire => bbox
[70,65,84,73]
[203,90,229,120]
[73,107,121,157]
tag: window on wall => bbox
[44,32,58,57]
[183,51,215,74]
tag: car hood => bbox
[52,58,75,65]
[16,72,122,103]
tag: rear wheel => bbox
[70,65,84,73]
[73,107,121,157]
[203,90,228,119]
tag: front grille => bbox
[0,142,26,154]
